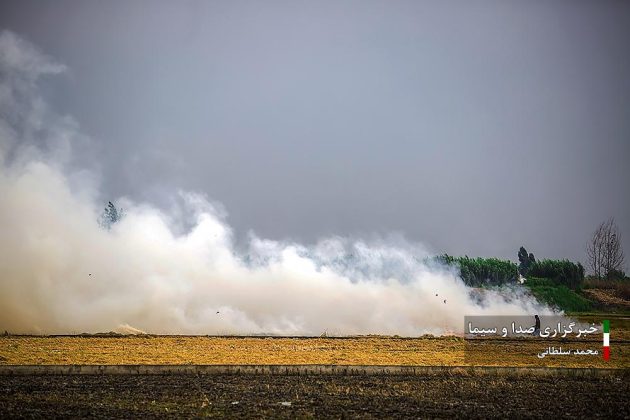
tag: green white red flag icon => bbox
[603,320,610,361]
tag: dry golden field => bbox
[1,333,628,368]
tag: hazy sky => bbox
[1,0,629,265]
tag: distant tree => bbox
[517,246,536,275]
[586,218,625,279]
[99,201,124,230]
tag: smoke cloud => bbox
[0,31,553,335]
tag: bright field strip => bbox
[1,335,628,369]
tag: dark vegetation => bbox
[522,254,630,312]
[517,246,536,276]
[524,277,592,312]
[527,259,585,291]
[437,255,518,287]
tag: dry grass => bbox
[583,278,630,300]
[1,334,627,368]
[583,289,630,308]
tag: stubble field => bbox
[1,330,628,368]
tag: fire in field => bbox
[1,1,629,418]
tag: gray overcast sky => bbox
[1,0,629,265]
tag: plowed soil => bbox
[1,372,628,419]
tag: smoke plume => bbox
[0,31,553,335]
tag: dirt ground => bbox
[1,372,628,419]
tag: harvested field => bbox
[1,371,628,418]
[1,334,628,368]
[583,289,630,308]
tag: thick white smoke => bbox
[0,31,553,335]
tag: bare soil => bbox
[1,372,628,419]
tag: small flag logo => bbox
[603,320,610,361]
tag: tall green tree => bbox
[517,246,535,275]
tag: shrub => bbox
[437,254,518,287]
[524,277,592,312]
[606,269,626,280]
[527,259,584,290]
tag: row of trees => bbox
[438,254,518,287]
[440,218,623,289]
[518,217,625,283]
[527,259,585,290]
[440,251,586,290]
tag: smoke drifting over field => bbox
[0,31,552,335]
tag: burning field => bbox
[1,12,630,418]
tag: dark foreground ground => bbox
[1,372,628,419]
